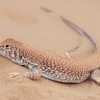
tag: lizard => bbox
[1,7,99,83]
[0,38,100,84]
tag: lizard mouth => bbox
[0,46,10,58]
[0,46,4,53]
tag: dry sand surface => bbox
[0,0,100,100]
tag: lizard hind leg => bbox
[90,69,100,84]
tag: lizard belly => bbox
[41,68,91,83]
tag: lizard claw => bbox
[9,72,22,78]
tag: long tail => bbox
[41,7,97,52]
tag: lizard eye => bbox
[6,45,9,48]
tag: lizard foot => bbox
[9,70,41,80]
[66,46,79,59]
[90,69,100,84]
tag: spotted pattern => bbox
[0,38,100,83]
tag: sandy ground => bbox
[0,0,100,100]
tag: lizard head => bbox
[0,38,22,59]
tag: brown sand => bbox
[0,0,100,100]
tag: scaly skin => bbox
[0,38,100,83]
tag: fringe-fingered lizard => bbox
[0,38,100,84]
[0,8,99,84]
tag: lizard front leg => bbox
[9,70,41,80]
[9,60,42,80]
